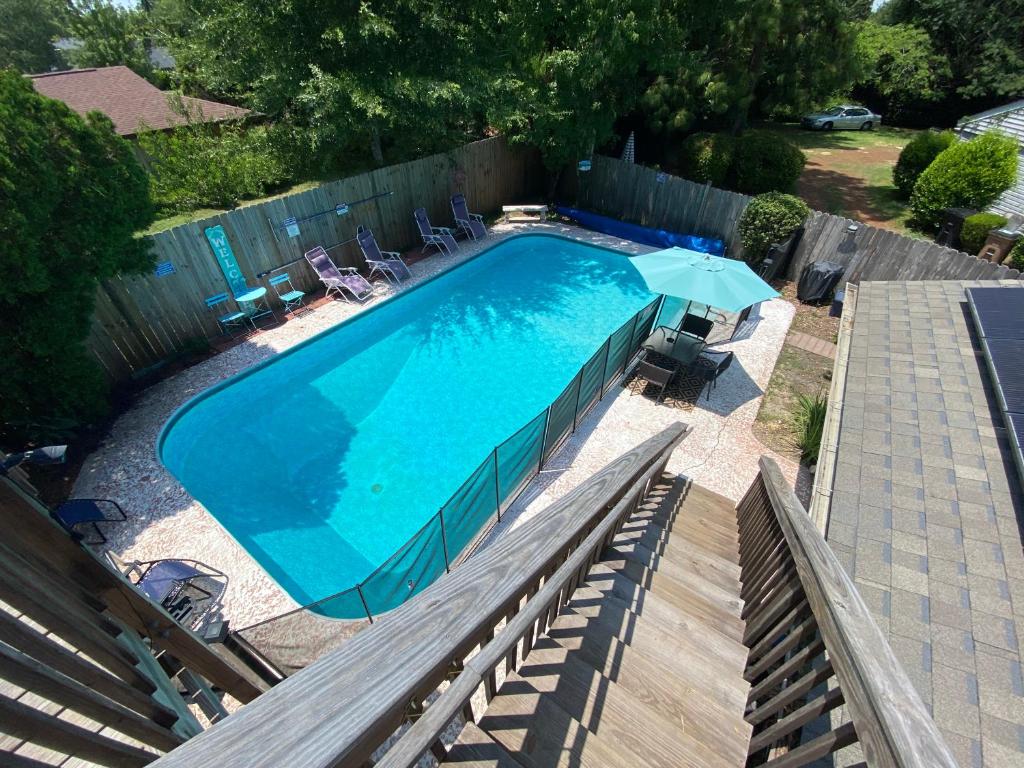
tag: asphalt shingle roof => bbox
[29,66,249,137]
[827,280,1024,767]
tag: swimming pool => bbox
[159,234,656,613]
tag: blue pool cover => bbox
[556,205,726,256]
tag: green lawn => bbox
[753,122,921,234]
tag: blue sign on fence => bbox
[204,225,248,296]
[283,217,300,238]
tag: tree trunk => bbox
[731,39,766,135]
[370,126,384,167]
[546,167,563,202]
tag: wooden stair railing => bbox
[148,422,692,768]
[739,457,958,768]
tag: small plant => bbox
[737,192,810,265]
[795,392,828,466]
[892,130,955,199]
[909,131,1018,231]
[732,130,806,195]
[959,212,1008,254]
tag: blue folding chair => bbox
[205,293,252,336]
[268,273,307,315]
[53,498,126,544]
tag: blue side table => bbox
[234,286,276,327]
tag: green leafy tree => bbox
[0,0,66,73]
[0,70,155,437]
[65,1,154,80]
[909,132,1018,230]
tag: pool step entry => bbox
[441,474,754,768]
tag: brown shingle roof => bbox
[29,66,249,137]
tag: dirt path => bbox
[796,143,906,230]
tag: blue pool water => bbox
[159,234,655,608]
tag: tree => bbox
[0,70,155,437]
[0,0,65,73]
[65,1,155,80]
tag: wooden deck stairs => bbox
[442,475,753,768]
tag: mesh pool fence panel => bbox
[232,296,662,672]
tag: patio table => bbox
[642,325,706,366]
[233,286,275,326]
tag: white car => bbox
[800,105,882,131]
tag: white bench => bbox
[502,204,548,224]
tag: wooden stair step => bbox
[611,526,742,591]
[523,637,752,763]
[586,561,744,642]
[603,539,743,615]
[629,509,740,557]
[635,494,740,534]
[478,665,725,768]
[443,721,527,767]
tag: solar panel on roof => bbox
[966,286,1024,492]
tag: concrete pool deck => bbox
[73,221,799,635]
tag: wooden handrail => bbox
[745,458,957,768]
[150,422,691,768]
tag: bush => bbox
[0,70,154,438]
[795,392,828,466]
[892,130,955,198]
[959,212,1008,254]
[138,110,291,213]
[1009,238,1024,271]
[909,132,1018,231]
[737,192,811,264]
[680,132,735,187]
[732,130,806,195]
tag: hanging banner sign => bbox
[204,225,248,296]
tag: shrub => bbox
[1009,238,1024,272]
[737,192,811,264]
[0,70,154,438]
[680,132,735,187]
[909,132,1018,231]
[795,392,828,466]
[959,212,1009,254]
[892,130,955,198]
[732,130,806,195]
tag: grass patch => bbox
[753,122,918,152]
[752,343,833,459]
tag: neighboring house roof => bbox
[824,280,1024,766]
[957,101,1024,220]
[29,66,248,137]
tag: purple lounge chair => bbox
[451,194,487,240]
[414,207,458,256]
[304,246,374,303]
[356,226,411,284]
[119,556,227,633]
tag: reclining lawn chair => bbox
[304,246,374,303]
[357,226,411,284]
[53,498,127,545]
[451,193,487,240]
[414,207,459,256]
[111,553,228,636]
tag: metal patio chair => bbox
[451,193,487,240]
[205,293,252,336]
[679,313,714,341]
[692,350,734,400]
[629,356,676,404]
[268,272,307,314]
[114,554,228,635]
[357,226,411,284]
[304,246,375,303]
[53,498,126,545]
[414,207,459,256]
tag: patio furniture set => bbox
[208,194,489,335]
[631,313,734,404]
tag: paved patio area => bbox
[73,221,798,635]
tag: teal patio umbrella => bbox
[628,247,778,312]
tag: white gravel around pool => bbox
[73,221,797,634]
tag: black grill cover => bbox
[797,261,845,303]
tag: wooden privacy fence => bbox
[87,137,543,382]
[577,155,1020,283]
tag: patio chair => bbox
[304,246,374,303]
[414,207,459,256]
[52,498,126,545]
[114,554,228,634]
[356,226,411,284]
[630,356,676,404]
[451,193,487,240]
[205,293,252,336]
[679,313,714,341]
[693,350,734,400]
[268,272,307,315]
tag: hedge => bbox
[732,130,806,195]
[892,130,955,199]
[959,212,1008,254]
[737,192,810,264]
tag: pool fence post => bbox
[492,447,502,522]
[539,406,552,470]
[598,337,612,398]
[571,368,584,430]
[356,585,374,624]
[439,510,450,573]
